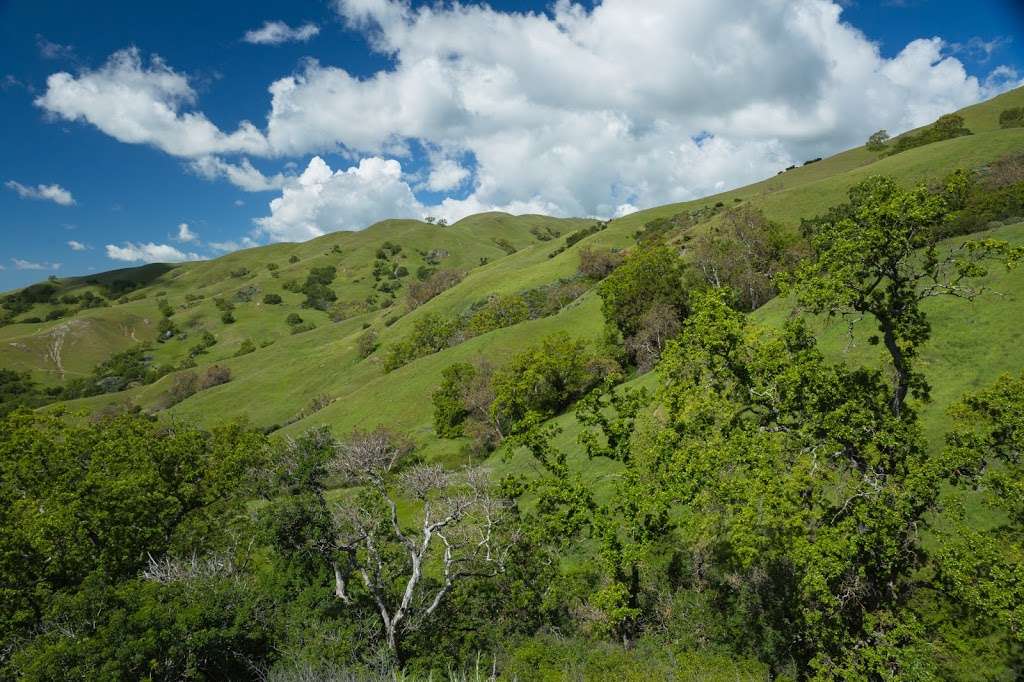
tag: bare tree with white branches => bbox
[270,426,518,659]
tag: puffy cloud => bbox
[253,0,1021,220]
[5,180,75,205]
[255,156,422,241]
[189,156,286,191]
[67,240,88,251]
[12,258,61,270]
[243,21,320,45]
[35,1,1024,225]
[35,48,269,158]
[176,223,198,242]
[424,157,471,192]
[105,242,201,263]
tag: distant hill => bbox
[4,85,1024,466]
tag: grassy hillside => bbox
[6,86,1023,469]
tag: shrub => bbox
[263,293,282,305]
[406,269,463,309]
[220,311,235,324]
[285,313,303,326]
[493,237,517,254]
[578,247,624,280]
[234,339,256,357]
[999,107,1024,129]
[189,331,217,358]
[229,267,249,278]
[688,205,805,311]
[45,308,68,321]
[289,322,316,335]
[164,371,198,406]
[382,313,455,371]
[356,329,378,358]
[288,254,299,264]
[198,364,231,389]
[465,294,530,337]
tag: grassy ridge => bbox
[17,86,1024,468]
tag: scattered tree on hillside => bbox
[788,175,1021,416]
[406,269,463,309]
[578,247,624,280]
[866,129,890,151]
[688,205,805,311]
[999,106,1024,129]
[597,245,688,368]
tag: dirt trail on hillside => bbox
[38,319,90,380]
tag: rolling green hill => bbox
[4,85,1024,470]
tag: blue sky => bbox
[1,0,1022,290]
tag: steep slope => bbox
[8,86,1024,466]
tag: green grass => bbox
[15,86,1024,479]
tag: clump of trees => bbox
[505,174,1023,677]
[597,245,688,370]
[300,266,338,310]
[884,113,971,156]
[433,333,616,452]
[384,278,593,372]
[688,205,805,311]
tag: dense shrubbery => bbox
[577,246,624,279]
[63,344,171,399]
[548,220,609,258]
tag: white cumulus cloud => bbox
[255,156,423,241]
[243,21,319,45]
[5,180,75,205]
[105,242,202,263]
[189,156,286,191]
[35,47,269,158]
[32,1,1024,228]
[176,222,198,242]
[67,240,88,251]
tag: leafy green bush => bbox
[999,107,1024,128]
[263,293,283,305]
[382,313,456,371]
[300,266,337,310]
[234,339,256,357]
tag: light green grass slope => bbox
[22,86,1024,466]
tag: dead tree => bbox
[325,429,517,657]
